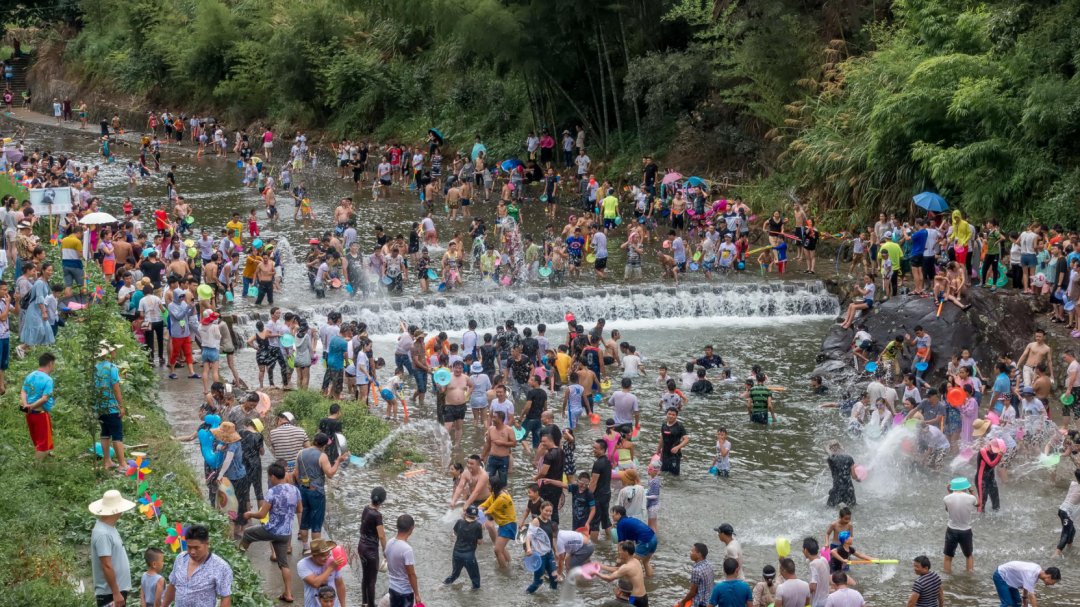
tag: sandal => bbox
[277,594,294,603]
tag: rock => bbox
[817,287,1037,381]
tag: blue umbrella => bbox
[913,192,948,213]
[500,158,523,171]
[685,176,707,188]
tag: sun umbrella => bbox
[471,142,487,162]
[661,171,683,185]
[913,192,948,213]
[79,212,119,225]
[428,128,444,144]
[685,176,707,188]
[500,158,523,171]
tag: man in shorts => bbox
[943,476,977,573]
[441,361,472,446]
[240,462,300,603]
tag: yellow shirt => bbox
[601,195,619,219]
[226,220,243,246]
[60,234,83,262]
[555,352,572,383]
[479,492,516,526]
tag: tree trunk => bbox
[617,8,644,155]
[594,24,610,153]
[599,25,623,145]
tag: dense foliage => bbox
[26,0,1080,226]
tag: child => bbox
[316,585,337,607]
[1009,231,1022,289]
[825,506,854,550]
[645,465,662,532]
[562,370,585,429]
[519,483,542,529]
[880,251,895,298]
[774,239,788,275]
[46,283,61,337]
[247,208,260,238]
[568,471,596,533]
[712,427,731,477]
[385,366,406,422]
[444,505,483,589]
[850,231,867,275]
[131,310,146,344]
[140,547,165,607]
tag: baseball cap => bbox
[1020,386,1035,396]
[464,505,478,519]
[714,523,735,536]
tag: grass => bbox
[0,248,271,607]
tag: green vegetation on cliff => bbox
[20,0,1080,226]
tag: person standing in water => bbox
[825,440,858,507]
[976,438,1004,512]
[943,476,977,573]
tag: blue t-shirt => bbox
[23,370,55,412]
[263,482,300,536]
[709,579,753,607]
[615,516,656,544]
[94,361,121,414]
[327,335,348,370]
[992,372,1011,397]
[775,241,788,262]
[566,236,584,258]
[910,229,928,258]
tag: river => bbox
[13,120,1077,606]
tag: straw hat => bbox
[972,419,991,437]
[211,421,242,444]
[88,489,136,516]
[310,538,337,555]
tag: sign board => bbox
[29,187,74,216]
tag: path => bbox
[2,106,198,157]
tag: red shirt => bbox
[154,209,168,230]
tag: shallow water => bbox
[19,123,1078,606]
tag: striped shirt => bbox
[910,571,942,607]
[268,424,308,463]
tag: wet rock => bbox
[817,287,1037,380]
[434,298,447,308]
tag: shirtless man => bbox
[203,254,220,304]
[254,255,276,304]
[446,184,462,220]
[166,250,188,278]
[333,198,353,233]
[459,180,473,218]
[111,234,133,270]
[441,360,472,444]
[574,362,599,413]
[482,410,516,483]
[1017,328,1054,388]
[598,541,648,607]
[449,454,491,509]
[603,329,621,368]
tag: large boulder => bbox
[814,286,1038,380]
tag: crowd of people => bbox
[3,111,1080,607]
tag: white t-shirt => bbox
[825,587,865,607]
[724,539,745,580]
[575,155,590,175]
[138,294,163,323]
[943,491,977,531]
[923,228,941,257]
[808,557,831,607]
[775,578,813,607]
[555,530,585,556]
[680,371,697,390]
[1019,231,1038,255]
[385,538,416,594]
[490,398,514,422]
[622,354,642,377]
[997,561,1042,593]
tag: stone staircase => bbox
[4,53,30,100]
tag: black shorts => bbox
[444,404,467,422]
[99,412,124,441]
[594,257,608,270]
[943,527,973,558]
[570,256,582,267]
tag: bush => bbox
[274,389,394,458]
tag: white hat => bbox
[97,340,121,358]
[88,490,136,516]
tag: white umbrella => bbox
[79,212,119,225]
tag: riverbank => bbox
[0,255,271,607]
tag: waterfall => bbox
[227,280,838,339]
